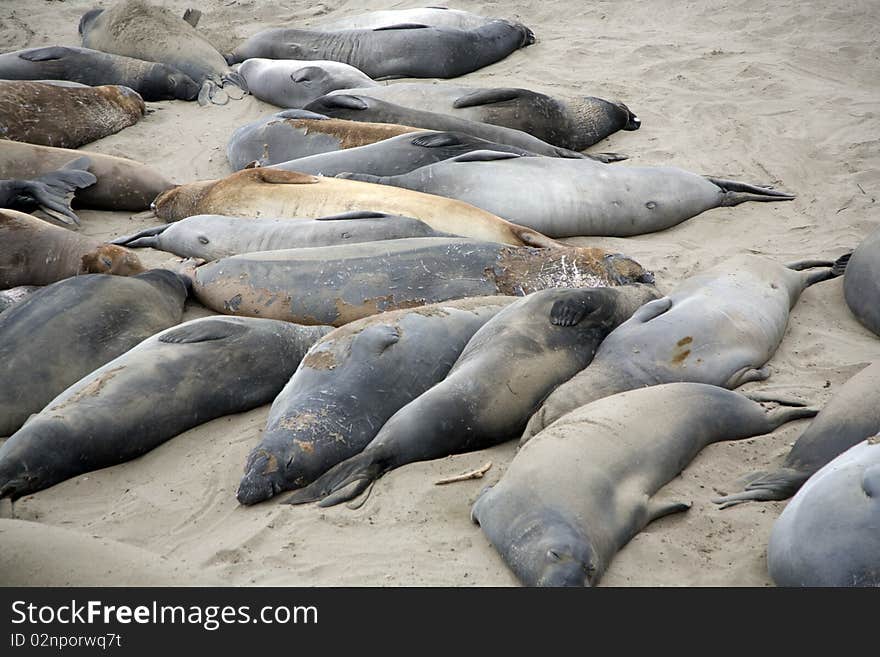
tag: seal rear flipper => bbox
[110,225,168,248]
[448,150,522,163]
[222,71,249,97]
[452,88,525,109]
[283,453,383,507]
[159,318,249,344]
[707,177,796,206]
[788,253,851,286]
[18,46,70,62]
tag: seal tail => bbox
[707,177,796,206]
[787,253,850,286]
[282,452,383,508]
[110,225,168,248]
[713,468,806,509]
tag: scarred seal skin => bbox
[0,316,331,501]
[236,296,515,505]
[473,383,818,587]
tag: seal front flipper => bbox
[18,46,69,62]
[371,23,430,31]
[182,8,202,28]
[253,169,320,185]
[159,318,250,344]
[549,291,605,327]
[586,152,628,163]
[410,133,467,148]
[274,109,329,120]
[723,365,770,388]
[111,225,169,248]
[314,210,394,221]
[645,497,691,523]
[311,94,369,111]
[290,66,331,84]
[452,88,525,109]
[630,296,672,323]
[448,150,523,163]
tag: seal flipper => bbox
[410,133,466,148]
[585,152,628,163]
[549,291,604,327]
[159,318,249,344]
[713,468,804,509]
[290,66,330,84]
[18,46,69,62]
[707,177,796,206]
[6,157,97,227]
[371,23,430,31]
[448,150,522,163]
[724,365,770,388]
[275,109,329,120]
[283,451,383,507]
[787,253,850,286]
[311,94,369,111]
[630,296,672,323]
[253,169,320,185]
[182,8,202,28]
[645,497,691,524]
[314,210,393,221]
[110,224,168,248]
[452,88,525,109]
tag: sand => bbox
[0,0,877,587]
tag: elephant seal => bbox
[225,21,535,79]
[227,110,420,170]
[0,317,330,501]
[0,286,37,314]
[0,269,187,437]
[0,156,96,226]
[521,254,847,442]
[768,436,880,587]
[113,211,453,260]
[79,0,245,104]
[183,238,653,326]
[286,284,663,508]
[317,7,509,31]
[843,225,880,337]
[472,383,818,586]
[1,209,144,287]
[0,46,199,101]
[304,95,598,159]
[237,296,515,505]
[0,80,145,148]
[342,150,796,238]
[715,360,880,507]
[330,84,639,150]
[0,140,174,211]
[151,167,563,248]
[236,58,377,108]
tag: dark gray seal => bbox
[237,296,514,505]
[113,211,453,260]
[843,225,880,337]
[0,269,187,437]
[316,7,509,31]
[0,316,330,501]
[521,254,847,442]
[473,383,818,586]
[225,21,535,79]
[0,45,199,101]
[329,84,639,150]
[715,359,880,507]
[284,285,662,508]
[768,436,880,587]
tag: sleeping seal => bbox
[341,150,796,238]
[472,383,818,586]
[237,296,514,504]
[183,238,652,326]
[0,157,96,226]
[112,211,453,260]
[235,58,377,108]
[767,436,880,587]
[316,7,511,31]
[0,317,330,501]
[715,360,880,507]
[843,225,880,337]
[0,269,187,437]
[284,285,661,508]
[329,84,639,150]
[521,254,847,442]
[225,21,535,79]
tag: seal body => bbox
[343,151,796,238]
[304,95,591,159]
[112,211,453,260]
[329,84,639,150]
[844,225,880,337]
[226,21,535,79]
[473,383,818,586]
[0,45,199,100]
[185,238,652,326]
[0,269,187,437]
[237,296,515,504]
[236,58,377,108]
[522,255,844,441]
[715,360,880,506]
[0,316,330,500]
[151,167,564,248]
[0,286,37,314]
[316,7,506,31]
[0,209,144,287]
[0,80,145,148]
[0,140,173,211]
[286,285,663,508]
[768,437,880,587]
[227,110,420,169]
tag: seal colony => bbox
[0,0,874,588]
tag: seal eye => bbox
[101,256,113,268]
[547,549,562,562]
[198,236,210,244]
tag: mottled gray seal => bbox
[1,208,144,287]
[0,317,330,501]
[183,238,652,326]
[521,254,847,442]
[342,150,796,238]
[316,7,509,31]
[0,157,96,226]
[0,45,199,101]
[0,80,145,149]
[237,296,514,505]
[235,58,377,108]
[285,285,662,508]
[843,225,880,337]
[329,83,639,150]
[715,360,880,507]
[474,383,818,586]
[226,110,420,170]
[225,21,535,79]
[0,269,187,437]
[768,436,880,587]
[0,140,174,211]
[0,287,37,314]
[113,211,453,260]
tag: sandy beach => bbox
[0,0,877,586]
